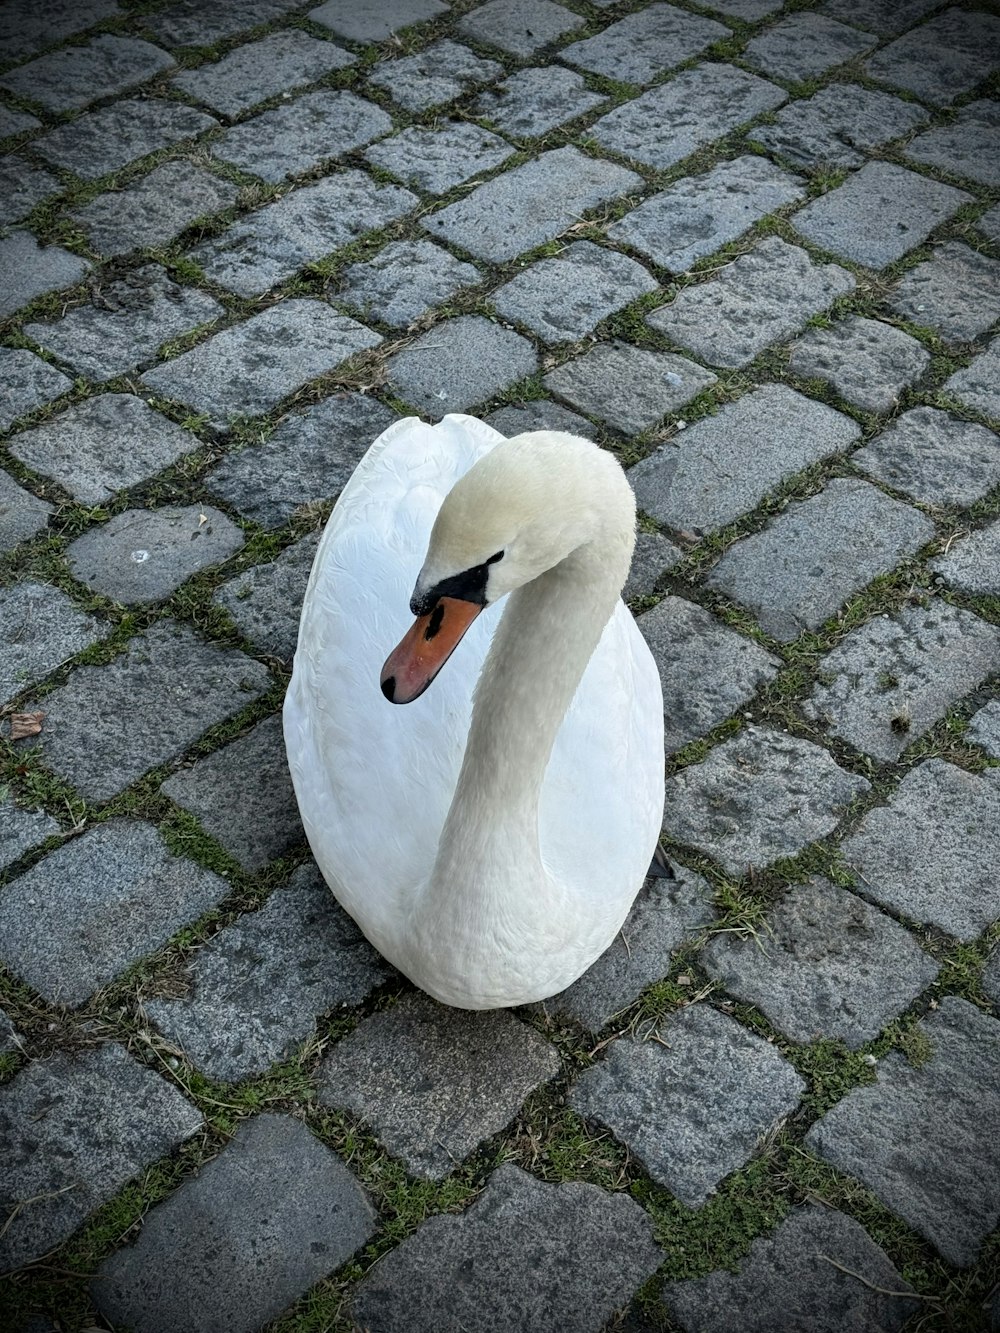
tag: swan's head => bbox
[381,429,634,704]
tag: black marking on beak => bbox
[381,675,396,701]
[410,550,505,617]
[424,602,445,641]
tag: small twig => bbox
[1,1185,76,1240]
[817,1254,938,1302]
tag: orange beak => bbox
[380,596,483,704]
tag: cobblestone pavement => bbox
[1,0,999,1329]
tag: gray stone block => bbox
[336,240,480,329]
[628,383,859,534]
[750,82,929,171]
[192,170,416,297]
[570,1004,804,1204]
[0,106,41,138]
[141,301,381,430]
[0,0,121,59]
[863,9,1000,104]
[745,13,876,82]
[212,531,320,661]
[650,236,854,369]
[0,819,230,1006]
[172,30,355,118]
[943,338,1000,420]
[318,992,560,1178]
[623,529,682,601]
[365,121,515,194]
[841,760,1000,940]
[310,0,448,42]
[788,315,929,413]
[820,0,941,33]
[143,0,303,46]
[386,315,537,418]
[0,35,175,113]
[639,596,780,753]
[8,395,202,506]
[805,603,1000,763]
[36,98,217,179]
[19,619,271,802]
[492,241,657,344]
[25,265,223,382]
[146,864,392,1080]
[978,203,1000,244]
[352,1163,661,1333]
[423,146,641,263]
[793,161,972,270]
[205,393,398,527]
[590,64,787,170]
[707,479,936,643]
[211,90,392,183]
[0,796,59,872]
[544,342,716,436]
[0,1042,201,1275]
[806,997,1000,1266]
[662,726,869,875]
[665,1204,919,1332]
[0,157,61,228]
[0,231,90,321]
[473,66,606,137]
[853,407,1000,508]
[969,701,1000,760]
[562,5,727,83]
[484,400,596,439]
[889,242,1000,343]
[0,348,72,431]
[905,100,1000,188]
[0,580,109,705]
[703,878,939,1048]
[458,0,584,56]
[69,159,239,258]
[702,0,781,15]
[609,155,804,275]
[367,40,503,112]
[0,1007,20,1053]
[932,520,1000,597]
[66,505,244,605]
[0,470,53,554]
[92,1114,375,1333]
[539,862,715,1031]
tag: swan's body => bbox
[283,413,664,1009]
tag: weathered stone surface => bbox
[707,479,936,643]
[904,100,1000,188]
[639,596,780,753]
[969,701,1000,760]
[943,338,1000,420]
[192,170,416,297]
[853,407,1000,508]
[0,1008,20,1053]
[19,619,271,802]
[623,529,682,601]
[336,240,480,329]
[806,997,1000,1266]
[0,0,121,60]
[0,581,109,704]
[745,13,876,82]
[649,237,855,369]
[173,30,355,118]
[842,760,1000,940]
[932,521,1000,597]
[310,0,448,42]
[368,40,502,112]
[663,726,869,874]
[0,348,72,431]
[863,8,1000,105]
[206,393,397,527]
[590,64,787,170]
[793,161,972,270]
[0,796,59,873]
[144,0,304,46]
[0,35,174,113]
[213,532,320,661]
[352,1163,661,1333]
[365,121,514,193]
[141,301,381,430]
[473,66,606,137]
[562,5,727,83]
[93,1114,375,1333]
[889,242,1000,343]
[788,315,929,413]
[609,155,804,275]
[571,1004,804,1204]
[0,106,41,138]
[544,342,716,436]
[704,878,939,1047]
[0,157,61,228]
[665,1205,920,1332]
[8,395,201,505]
[36,98,217,179]
[0,1043,202,1275]
[484,400,596,439]
[0,231,90,321]
[0,819,230,1006]
[212,90,393,183]
[492,241,657,344]
[750,82,929,170]
[702,0,781,16]
[423,146,641,263]
[458,0,583,55]
[978,203,1000,244]
[386,316,537,419]
[821,0,940,33]
[540,862,715,1031]
[0,471,53,553]
[70,160,240,258]
[146,865,392,1081]
[629,383,859,534]
[25,265,223,382]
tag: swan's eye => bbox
[487,550,504,564]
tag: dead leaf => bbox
[9,711,44,740]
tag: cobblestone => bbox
[335,240,480,329]
[0,349,72,431]
[386,315,537,418]
[35,98,217,179]
[904,100,1000,188]
[457,0,584,56]
[969,701,1000,760]
[0,0,121,59]
[788,316,930,413]
[744,13,876,82]
[310,0,448,42]
[820,0,940,33]
[212,532,320,661]
[0,35,175,113]
[562,5,727,83]
[0,581,109,704]
[365,121,514,193]
[0,471,52,553]
[931,519,1000,597]
[623,529,682,600]
[484,400,596,439]
[544,342,716,435]
[367,40,503,111]
[853,407,1000,508]
[943,338,1000,420]
[750,83,929,170]
[143,0,304,46]
[0,1008,20,1052]
[0,106,41,138]
[888,242,1000,342]
[472,66,606,136]
[703,0,780,15]
[977,203,1000,243]
[863,9,1000,105]
[172,31,355,118]
[0,232,90,321]
[0,796,59,873]
[0,158,62,228]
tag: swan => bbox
[283,413,664,1009]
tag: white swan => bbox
[283,413,664,1009]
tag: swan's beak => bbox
[380,596,482,704]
